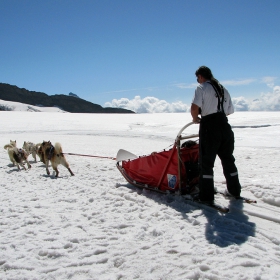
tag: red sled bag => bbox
[116,122,199,194]
[118,141,199,193]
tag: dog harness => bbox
[18,149,25,157]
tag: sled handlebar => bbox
[175,122,199,142]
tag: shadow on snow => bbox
[118,183,256,248]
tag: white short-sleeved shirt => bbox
[192,81,234,116]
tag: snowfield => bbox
[1,110,280,280]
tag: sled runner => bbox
[116,122,200,195]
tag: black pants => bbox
[199,113,241,201]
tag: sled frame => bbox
[116,122,199,195]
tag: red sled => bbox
[116,122,199,194]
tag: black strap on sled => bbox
[207,82,225,113]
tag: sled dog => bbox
[40,141,74,177]
[4,140,17,150]
[36,142,45,163]
[22,141,39,162]
[4,142,31,170]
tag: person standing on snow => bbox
[190,66,241,203]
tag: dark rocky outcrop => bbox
[68,92,80,98]
[0,83,134,113]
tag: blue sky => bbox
[1,0,279,112]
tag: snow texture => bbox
[0,99,66,113]
[1,107,280,280]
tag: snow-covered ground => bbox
[0,99,66,112]
[1,109,280,280]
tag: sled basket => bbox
[116,122,199,194]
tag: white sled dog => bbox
[4,140,31,170]
[4,140,18,166]
[4,140,17,150]
[40,141,74,177]
[22,141,39,162]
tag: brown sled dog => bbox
[40,141,74,177]
[36,143,45,163]
[4,142,31,170]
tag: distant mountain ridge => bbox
[0,83,134,113]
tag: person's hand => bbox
[192,116,201,124]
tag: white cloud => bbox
[176,77,277,89]
[249,86,280,111]
[232,85,280,111]
[222,76,279,88]
[261,76,277,88]
[221,79,256,86]
[105,96,189,113]
[174,83,198,89]
[106,84,280,113]
[231,96,249,111]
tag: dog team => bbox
[3,140,74,177]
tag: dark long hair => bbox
[195,66,223,96]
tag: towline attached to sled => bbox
[116,122,199,195]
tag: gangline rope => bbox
[62,153,116,160]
